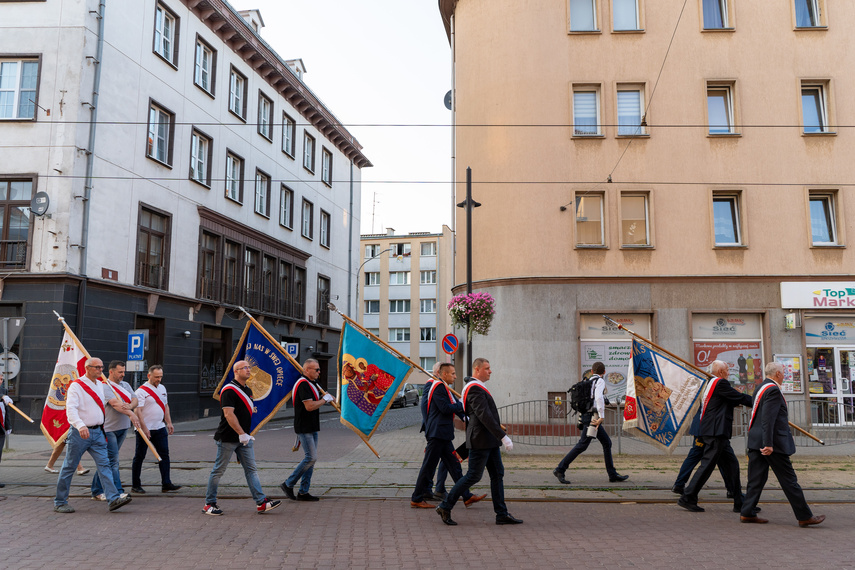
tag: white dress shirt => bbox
[66,377,107,430]
[135,382,168,431]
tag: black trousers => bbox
[131,426,172,488]
[682,436,742,506]
[411,437,468,502]
[741,449,813,521]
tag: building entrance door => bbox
[806,346,855,425]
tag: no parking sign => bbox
[442,333,459,355]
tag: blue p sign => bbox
[128,331,146,361]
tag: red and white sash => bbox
[292,377,320,403]
[221,382,255,415]
[0,401,5,429]
[140,384,167,416]
[426,380,455,414]
[461,379,491,413]
[71,379,106,418]
[699,377,723,421]
[748,382,781,429]
[109,381,133,404]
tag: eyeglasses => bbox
[87,365,104,369]
[238,366,252,371]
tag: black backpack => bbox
[567,376,596,414]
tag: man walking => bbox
[679,360,752,513]
[553,362,629,485]
[53,358,134,513]
[436,358,522,526]
[740,362,824,527]
[91,360,139,500]
[280,359,334,502]
[131,365,181,494]
[203,360,281,516]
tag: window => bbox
[390,300,411,313]
[197,230,220,300]
[365,244,380,258]
[389,271,410,285]
[390,243,411,257]
[146,101,174,166]
[420,242,437,256]
[193,36,215,95]
[707,84,735,135]
[224,240,240,304]
[801,83,829,134]
[199,325,231,393]
[293,267,306,319]
[621,194,649,246]
[368,328,380,336]
[0,179,33,269]
[613,0,640,30]
[279,186,293,228]
[319,210,331,248]
[365,272,379,286]
[575,195,604,246]
[243,248,260,309]
[228,66,247,119]
[389,328,410,342]
[569,0,598,31]
[420,270,437,284]
[153,2,179,66]
[420,299,437,313]
[282,113,296,157]
[189,129,212,186]
[712,194,742,246]
[301,199,313,239]
[258,92,272,140]
[420,357,437,370]
[617,87,645,136]
[702,0,729,29]
[136,205,171,290]
[254,170,270,217]
[0,59,39,120]
[278,261,293,316]
[261,255,277,313]
[225,151,244,202]
[795,0,822,28]
[420,328,437,342]
[317,276,330,325]
[364,300,380,314]
[573,88,600,136]
[303,132,316,172]
[809,192,837,245]
[321,148,333,186]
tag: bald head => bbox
[710,360,729,378]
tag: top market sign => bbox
[781,282,855,309]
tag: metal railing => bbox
[498,399,855,452]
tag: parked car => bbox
[392,383,420,408]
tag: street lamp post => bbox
[456,167,481,377]
[353,247,394,319]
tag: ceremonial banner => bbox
[41,331,88,447]
[213,320,303,435]
[623,338,707,453]
[337,321,414,443]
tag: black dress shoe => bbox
[671,485,684,495]
[280,482,296,501]
[609,474,629,482]
[436,506,457,526]
[432,491,447,501]
[727,491,734,499]
[161,484,182,492]
[496,514,523,525]
[0,483,5,488]
[553,469,570,484]
[131,487,146,494]
[677,498,705,512]
[297,492,319,502]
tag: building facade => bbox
[0,0,370,431]
[358,227,454,373]
[439,0,855,426]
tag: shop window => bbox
[199,326,230,393]
[578,313,651,400]
[692,313,763,394]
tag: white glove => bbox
[238,433,255,445]
[501,435,513,452]
[322,393,334,403]
[1,395,11,405]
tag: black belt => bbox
[85,425,103,430]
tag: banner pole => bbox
[6,401,34,423]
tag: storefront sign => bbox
[580,314,650,340]
[693,313,763,393]
[692,314,762,340]
[781,282,855,309]
[805,318,855,345]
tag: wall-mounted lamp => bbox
[182,330,191,339]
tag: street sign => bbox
[282,342,299,359]
[1,317,25,350]
[0,352,21,379]
[127,329,148,361]
[442,333,459,355]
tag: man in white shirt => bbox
[53,358,135,513]
[131,364,181,494]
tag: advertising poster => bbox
[580,341,632,400]
[693,342,762,394]
[775,354,803,394]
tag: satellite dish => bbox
[31,191,50,216]
[444,90,453,111]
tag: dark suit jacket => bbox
[747,379,796,455]
[464,382,506,449]
[422,380,464,441]
[698,377,753,438]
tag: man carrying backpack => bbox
[553,362,629,485]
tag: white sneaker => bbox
[257,499,281,514]
[91,493,106,501]
[203,504,224,516]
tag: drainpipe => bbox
[77,0,106,329]
[347,160,354,316]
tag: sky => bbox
[235,0,454,236]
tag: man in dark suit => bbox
[410,363,485,508]
[740,362,824,527]
[679,360,752,513]
[436,358,522,526]
[671,407,737,498]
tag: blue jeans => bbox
[440,446,507,517]
[92,428,128,496]
[206,440,266,505]
[285,432,318,494]
[556,424,617,478]
[55,427,121,506]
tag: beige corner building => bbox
[439,0,855,425]
[358,227,455,373]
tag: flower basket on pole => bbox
[447,292,496,343]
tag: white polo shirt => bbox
[66,377,107,430]
[135,382,168,431]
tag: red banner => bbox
[40,331,88,447]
